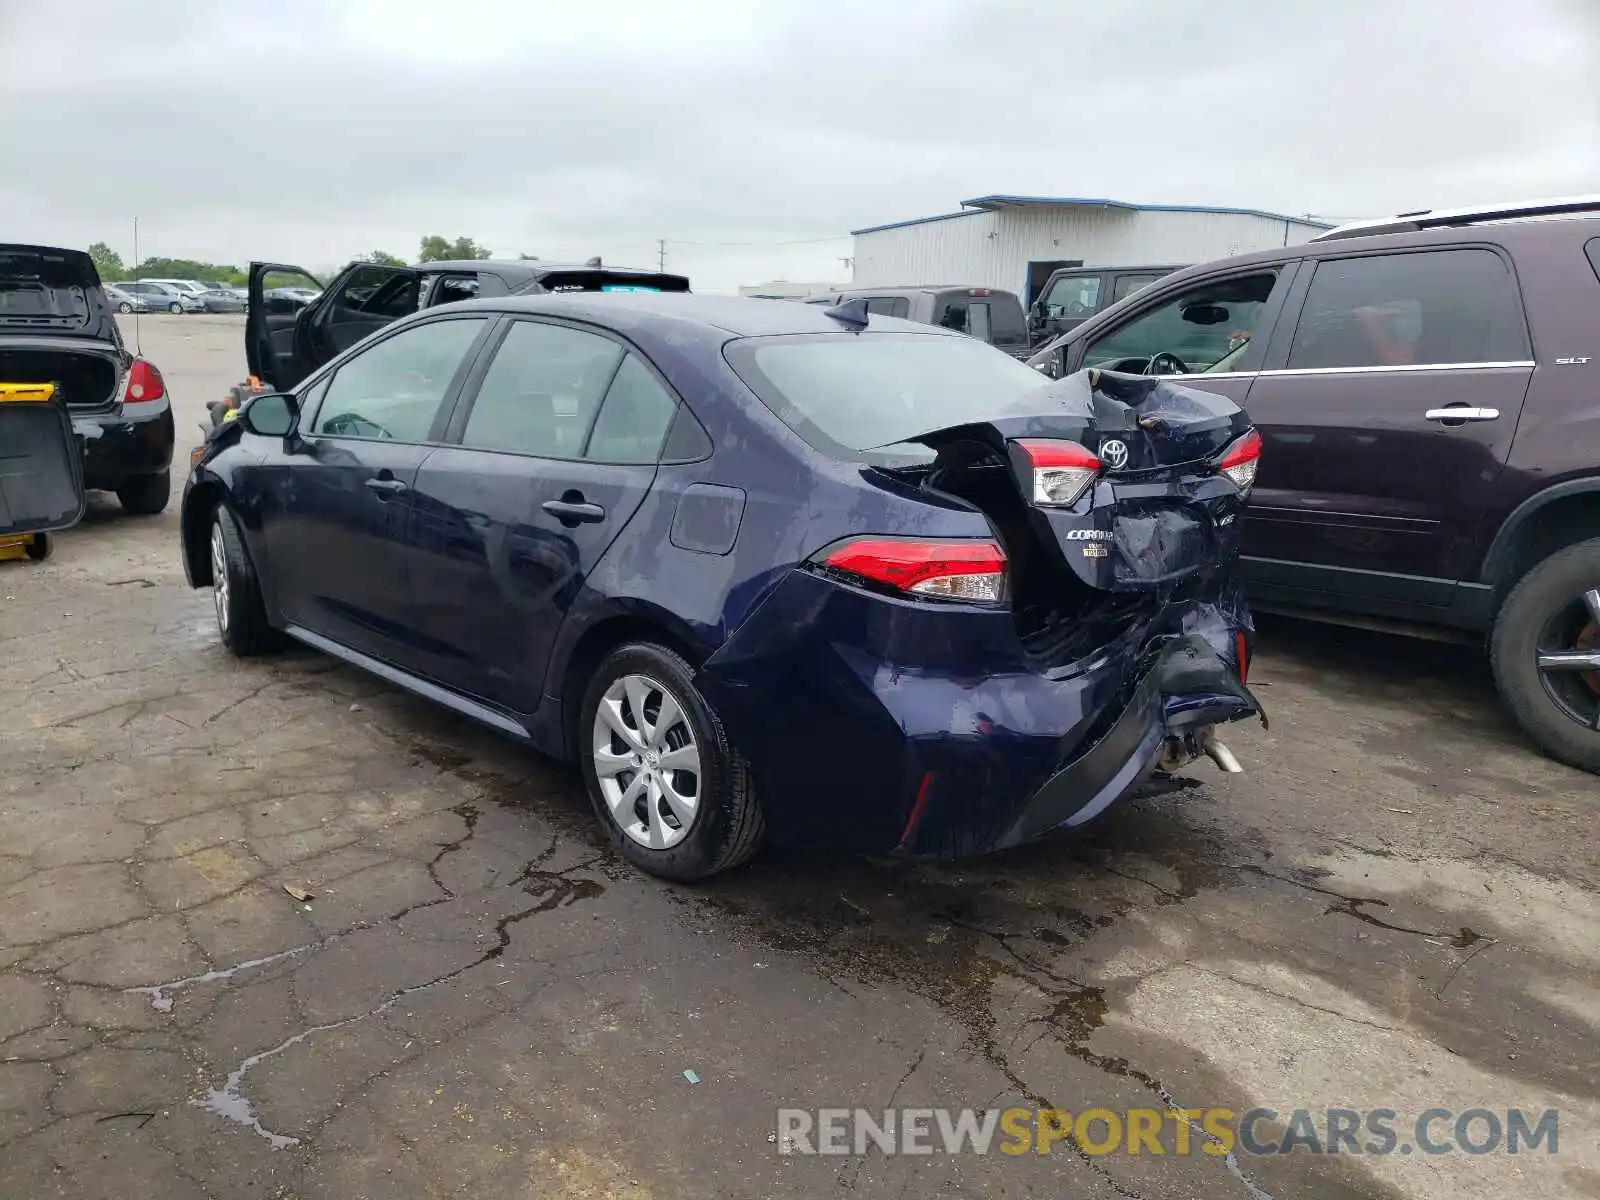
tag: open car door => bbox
[246,262,324,391]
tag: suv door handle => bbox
[1425,407,1500,423]
[542,498,606,524]
[365,477,408,496]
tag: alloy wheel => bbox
[210,523,230,635]
[591,673,701,849]
[1535,587,1600,730]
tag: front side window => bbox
[310,317,486,442]
[1085,271,1280,373]
[1288,249,1530,370]
[1044,274,1102,316]
[432,275,480,306]
[459,320,624,458]
[336,266,419,319]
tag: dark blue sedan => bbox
[180,293,1263,879]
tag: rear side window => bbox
[935,298,967,331]
[725,332,1051,457]
[1288,249,1529,370]
[585,354,679,463]
[1586,238,1600,286]
[1113,273,1162,303]
[459,320,624,458]
[863,296,909,318]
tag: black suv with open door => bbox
[1024,197,1600,774]
[241,258,690,395]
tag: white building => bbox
[850,195,1332,304]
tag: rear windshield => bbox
[724,332,1052,458]
[535,271,691,294]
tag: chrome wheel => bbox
[591,673,701,849]
[1536,587,1600,730]
[210,522,230,635]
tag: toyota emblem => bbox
[1100,439,1130,470]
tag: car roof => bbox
[1047,264,1187,274]
[439,291,962,338]
[835,284,1021,296]
[417,259,670,280]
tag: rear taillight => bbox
[813,536,1007,605]
[1015,439,1101,508]
[123,359,166,407]
[1218,429,1261,493]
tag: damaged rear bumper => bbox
[694,570,1261,861]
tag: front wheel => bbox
[209,506,282,656]
[1491,538,1600,772]
[117,301,133,314]
[167,301,183,314]
[578,643,763,881]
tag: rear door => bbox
[1240,246,1534,604]
[255,313,494,668]
[246,262,324,389]
[407,318,678,711]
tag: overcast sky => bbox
[2,0,1594,291]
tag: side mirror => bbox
[239,391,299,438]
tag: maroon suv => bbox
[1026,197,1600,773]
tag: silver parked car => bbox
[197,287,247,313]
[119,281,203,314]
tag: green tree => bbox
[418,235,491,262]
[362,250,406,267]
[88,242,126,280]
[132,257,244,285]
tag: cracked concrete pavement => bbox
[0,316,1596,1198]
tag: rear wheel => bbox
[1491,537,1600,772]
[578,643,763,881]
[209,506,282,656]
[24,533,51,561]
[117,470,171,515]
[116,301,133,314]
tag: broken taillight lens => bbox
[1014,439,1101,508]
[122,359,166,407]
[814,536,1007,605]
[1218,429,1262,493]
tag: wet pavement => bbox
[0,317,1596,1199]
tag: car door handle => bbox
[365,477,408,496]
[1425,407,1500,423]
[542,499,606,523]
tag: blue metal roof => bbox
[850,196,1334,236]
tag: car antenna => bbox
[821,297,869,331]
[130,215,142,356]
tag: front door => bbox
[407,318,680,712]
[1240,246,1534,604]
[245,263,324,390]
[257,314,493,667]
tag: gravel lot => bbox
[1,315,1595,1199]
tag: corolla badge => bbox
[1099,439,1130,470]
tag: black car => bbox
[804,285,1031,357]
[0,244,175,514]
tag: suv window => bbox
[1112,273,1162,303]
[585,354,679,463]
[310,317,486,441]
[1044,274,1102,316]
[1085,271,1279,372]
[863,296,909,319]
[459,320,625,458]
[1287,249,1530,370]
[338,266,420,319]
[432,275,479,306]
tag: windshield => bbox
[724,332,1054,457]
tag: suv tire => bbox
[1490,537,1600,773]
[578,642,763,881]
[210,506,283,656]
[117,470,171,515]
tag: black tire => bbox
[167,301,183,314]
[24,533,51,561]
[578,643,763,881]
[209,505,283,656]
[117,301,133,314]
[1490,537,1600,773]
[116,470,171,515]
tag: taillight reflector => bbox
[1218,429,1261,492]
[1234,631,1250,683]
[1014,439,1101,508]
[816,536,1007,604]
[123,359,166,407]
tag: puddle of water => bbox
[128,944,318,1012]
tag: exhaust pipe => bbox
[1200,729,1243,774]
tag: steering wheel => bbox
[1146,351,1191,376]
[321,412,392,439]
